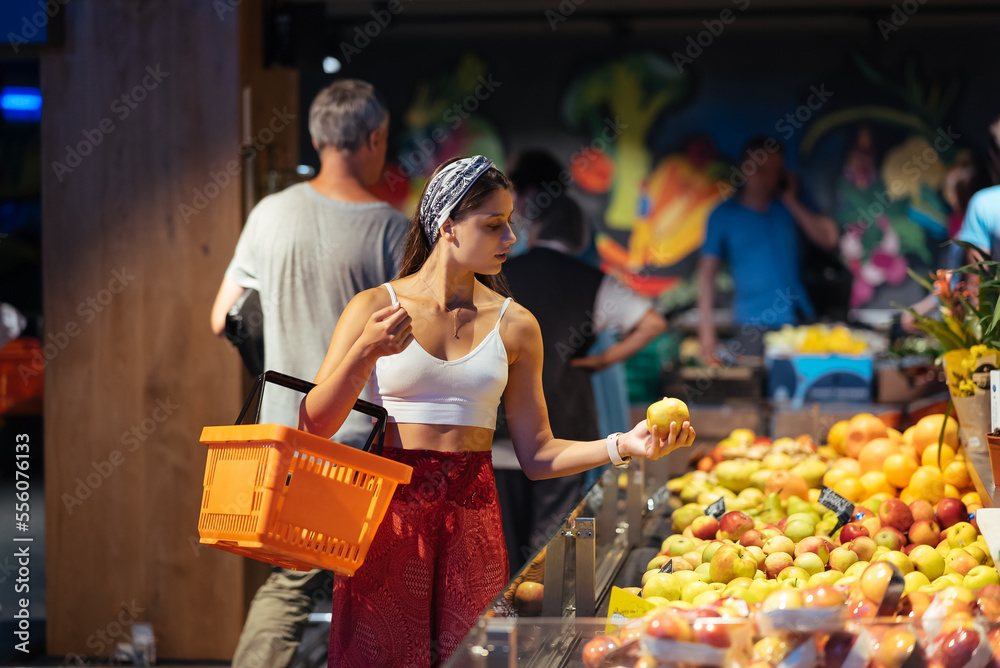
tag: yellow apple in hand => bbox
[647,397,690,435]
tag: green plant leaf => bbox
[986,304,1000,337]
[937,399,953,467]
[800,106,929,155]
[906,268,934,292]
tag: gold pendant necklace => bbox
[418,273,472,339]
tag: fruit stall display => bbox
[448,407,1000,667]
[587,411,1000,667]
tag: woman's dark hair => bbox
[397,157,513,297]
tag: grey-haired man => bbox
[211,79,408,668]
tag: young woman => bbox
[300,155,696,667]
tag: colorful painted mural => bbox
[369,53,507,214]
[557,51,974,310]
[803,53,962,309]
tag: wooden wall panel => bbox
[41,0,250,659]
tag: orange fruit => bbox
[765,470,810,501]
[909,466,945,504]
[921,443,956,470]
[844,414,889,459]
[962,492,982,506]
[833,477,866,503]
[858,438,901,474]
[944,483,960,498]
[824,468,853,488]
[887,427,904,444]
[910,415,959,457]
[902,426,916,447]
[832,458,863,476]
[899,487,918,504]
[827,420,850,455]
[899,445,918,461]
[882,453,919,489]
[859,471,895,497]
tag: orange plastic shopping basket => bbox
[197,371,412,575]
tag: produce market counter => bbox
[963,442,1000,508]
[447,457,678,667]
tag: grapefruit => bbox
[844,414,888,459]
[858,438,901,474]
[910,415,959,457]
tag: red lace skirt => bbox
[327,448,509,667]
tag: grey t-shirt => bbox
[225,182,409,446]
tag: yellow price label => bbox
[606,586,657,634]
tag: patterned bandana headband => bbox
[419,155,494,244]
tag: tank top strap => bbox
[494,297,513,331]
[383,283,398,306]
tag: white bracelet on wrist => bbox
[607,432,629,467]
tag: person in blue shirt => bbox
[957,184,1000,260]
[697,136,839,361]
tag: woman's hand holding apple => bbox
[619,418,696,461]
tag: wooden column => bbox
[40,0,270,659]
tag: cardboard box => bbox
[875,362,946,405]
[661,365,764,405]
[771,402,888,442]
[766,354,873,408]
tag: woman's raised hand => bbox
[358,303,413,360]
[620,418,696,461]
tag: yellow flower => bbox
[957,379,976,397]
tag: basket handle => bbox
[235,370,388,456]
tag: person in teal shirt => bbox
[957,184,1000,258]
[697,137,839,360]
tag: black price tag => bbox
[818,485,855,530]
[706,496,726,521]
[658,559,674,574]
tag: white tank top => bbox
[369,283,512,429]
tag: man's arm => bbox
[697,255,719,364]
[210,278,246,336]
[780,179,839,250]
[570,308,667,372]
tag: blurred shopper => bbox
[697,136,839,360]
[493,152,667,574]
[956,183,1000,260]
[903,151,991,330]
[301,156,694,667]
[210,79,408,668]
